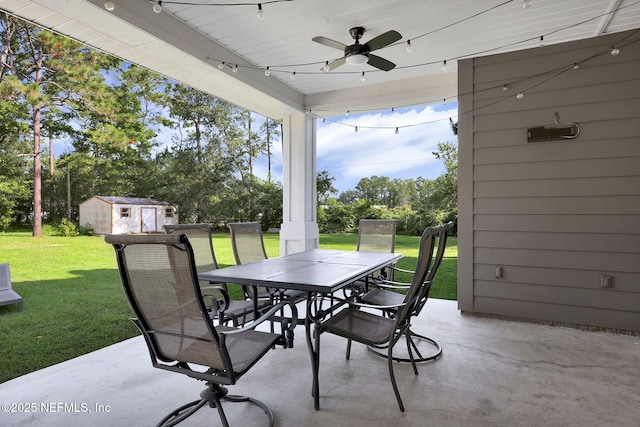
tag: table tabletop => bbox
[198,249,402,294]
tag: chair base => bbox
[157,383,274,427]
[368,329,442,363]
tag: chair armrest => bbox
[329,294,407,311]
[218,299,298,336]
[201,286,231,315]
[375,279,412,290]
[389,265,414,275]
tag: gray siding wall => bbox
[458,30,640,331]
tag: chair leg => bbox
[387,341,405,412]
[346,338,352,360]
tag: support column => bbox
[279,113,319,255]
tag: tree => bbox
[317,170,337,204]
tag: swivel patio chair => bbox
[164,223,271,326]
[106,233,297,427]
[314,225,442,412]
[227,222,305,303]
[361,221,454,363]
[0,264,23,312]
[354,219,396,288]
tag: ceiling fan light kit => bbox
[312,26,402,72]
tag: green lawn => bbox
[0,231,457,384]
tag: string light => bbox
[539,35,545,47]
[611,46,620,56]
[257,3,265,20]
[406,40,413,53]
[153,1,162,14]
[441,60,448,71]
[322,61,330,72]
[395,127,399,134]
[290,71,296,79]
[523,0,531,8]
[360,72,366,82]
[355,126,358,133]
[233,64,238,73]
[516,92,524,99]
[104,1,115,11]
[503,84,508,91]
[573,63,580,69]
[264,66,270,76]
[218,62,224,70]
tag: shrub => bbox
[58,218,79,236]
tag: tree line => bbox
[0,13,456,237]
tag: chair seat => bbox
[322,308,395,345]
[217,326,282,374]
[361,288,404,307]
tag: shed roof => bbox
[91,196,171,206]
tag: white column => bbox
[279,113,319,255]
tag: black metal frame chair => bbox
[106,233,297,427]
[164,223,270,326]
[314,225,443,412]
[361,221,454,363]
[354,219,397,287]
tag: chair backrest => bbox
[105,233,231,375]
[397,221,454,323]
[356,219,396,253]
[0,264,12,291]
[227,222,268,265]
[164,223,218,276]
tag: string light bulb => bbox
[104,1,115,11]
[539,35,545,47]
[573,63,580,70]
[257,3,265,20]
[233,64,238,73]
[322,61,330,72]
[264,66,270,76]
[395,127,399,134]
[611,46,620,56]
[441,60,448,71]
[516,92,524,99]
[290,71,296,79]
[218,62,224,70]
[360,72,366,82]
[355,126,358,133]
[406,40,413,53]
[503,84,508,91]
[523,0,531,8]
[153,1,162,14]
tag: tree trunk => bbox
[32,105,42,237]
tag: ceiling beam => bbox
[594,0,622,36]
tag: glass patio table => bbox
[198,248,403,409]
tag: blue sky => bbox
[254,101,458,194]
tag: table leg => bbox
[305,292,321,410]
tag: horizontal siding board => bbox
[475,119,640,148]
[472,297,640,331]
[474,281,640,312]
[474,196,640,215]
[474,157,640,181]
[474,231,640,253]
[474,177,640,197]
[474,214,640,234]
[474,264,639,292]
[473,98,640,132]
[474,247,640,273]
[474,137,640,164]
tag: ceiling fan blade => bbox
[312,36,347,51]
[367,54,396,71]
[327,57,346,71]
[365,30,402,51]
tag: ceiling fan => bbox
[312,26,402,72]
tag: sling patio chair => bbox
[360,221,454,363]
[164,223,271,326]
[105,233,297,427]
[227,222,305,303]
[313,225,442,412]
[352,219,397,290]
[0,264,23,312]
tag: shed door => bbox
[141,207,157,233]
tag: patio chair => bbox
[227,222,305,303]
[164,223,271,326]
[314,224,443,412]
[105,233,297,427]
[0,264,23,312]
[353,219,397,289]
[361,221,454,363]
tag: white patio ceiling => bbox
[2,0,640,120]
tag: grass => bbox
[0,231,457,384]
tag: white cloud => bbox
[317,104,458,192]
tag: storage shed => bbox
[79,196,178,235]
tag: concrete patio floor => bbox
[1,299,639,427]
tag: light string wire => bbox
[311,29,640,132]
[201,0,640,76]
[153,0,293,6]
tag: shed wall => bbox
[458,30,640,331]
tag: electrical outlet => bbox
[600,274,613,288]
